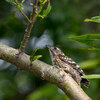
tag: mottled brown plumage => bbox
[48,46,89,88]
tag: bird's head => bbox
[47,46,64,57]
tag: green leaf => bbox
[30,3,33,6]
[16,3,24,10]
[38,15,44,19]
[30,55,42,64]
[5,0,16,6]
[38,2,51,19]
[39,0,43,3]
[32,55,42,61]
[85,16,100,23]
[22,0,25,3]
[69,34,100,50]
[30,48,42,64]
[30,48,39,57]
[82,74,100,79]
[42,3,51,18]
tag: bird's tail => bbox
[81,78,89,88]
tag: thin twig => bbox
[19,0,38,52]
[19,10,31,23]
[14,0,30,23]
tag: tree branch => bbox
[0,42,91,100]
[19,0,38,52]
[19,10,31,23]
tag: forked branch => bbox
[19,0,38,52]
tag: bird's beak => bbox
[46,45,51,49]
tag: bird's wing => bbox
[59,55,85,76]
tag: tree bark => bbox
[0,42,91,100]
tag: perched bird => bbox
[47,46,89,88]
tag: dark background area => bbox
[0,0,100,100]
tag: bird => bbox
[47,46,89,88]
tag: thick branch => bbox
[19,0,38,52]
[0,42,91,100]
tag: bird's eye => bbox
[54,47,57,50]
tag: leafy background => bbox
[0,0,100,100]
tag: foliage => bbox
[6,0,24,10]
[85,16,100,23]
[82,75,100,79]
[69,34,100,50]
[30,48,42,65]
[38,2,52,19]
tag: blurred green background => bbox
[0,0,100,100]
